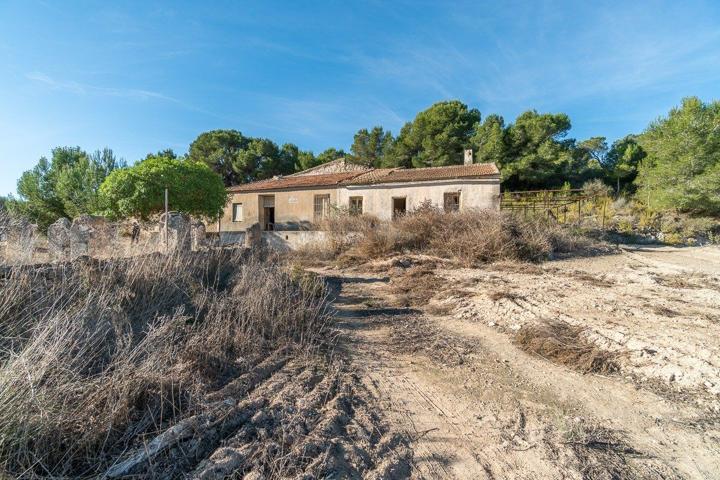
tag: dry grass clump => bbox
[653,272,720,291]
[389,265,440,307]
[561,419,639,480]
[566,270,616,287]
[316,204,587,267]
[488,290,526,302]
[0,248,330,478]
[514,321,620,375]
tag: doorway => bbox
[392,197,406,219]
[259,195,275,231]
[263,207,275,231]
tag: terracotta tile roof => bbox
[228,171,363,192]
[344,163,499,185]
[227,163,499,192]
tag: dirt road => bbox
[327,246,720,479]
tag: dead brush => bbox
[389,265,440,308]
[488,290,526,302]
[567,270,616,288]
[514,320,620,375]
[653,272,720,291]
[0,248,331,478]
[561,419,640,480]
[305,205,585,267]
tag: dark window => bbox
[392,197,406,219]
[444,192,460,212]
[349,196,363,215]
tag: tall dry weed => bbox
[312,204,585,266]
[0,248,330,477]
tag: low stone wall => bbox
[210,229,328,251]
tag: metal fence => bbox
[500,189,611,227]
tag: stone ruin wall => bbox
[1,213,210,264]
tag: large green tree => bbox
[384,101,480,168]
[349,126,393,167]
[99,151,226,220]
[188,130,250,185]
[55,148,123,218]
[500,111,576,189]
[470,114,507,166]
[7,147,123,230]
[604,135,645,193]
[188,129,317,183]
[567,136,606,186]
[244,139,297,180]
[636,97,720,215]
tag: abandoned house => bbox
[207,150,500,236]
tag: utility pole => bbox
[164,188,169,252]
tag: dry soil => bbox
[323,245,720,479]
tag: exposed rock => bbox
[244,222,262,249]
[159,212,191,252]
[191,222,207,251]
[47,217,72,260]
[2,217,38,263]
[70,215,115,258]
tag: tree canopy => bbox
[188,130,249,185]
[188,129,330,185]
[7,147,123,230]
[470,114,507,166]
[349,126,393,167]
[604,135,645,193]
[99,152,227,220]
[384,101,480,168]
[500,111,576,189]
[635,97,720,215]
[7,96,719,229]
[467,110,606,189]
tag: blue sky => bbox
[1,0,719,195]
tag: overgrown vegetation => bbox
[304,203,590,267]
[5,147,124,230]
[0,248,330,478]
[636,97,720,216]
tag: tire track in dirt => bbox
[104,349,412,479]
[332,275,593,479]
[327,257,715,479]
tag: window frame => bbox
[232,202,243,222]
[443,192,461,212]
[349,196,363,215]
[313,194,331,222]
[392,196,407,220]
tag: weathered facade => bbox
[208,156,501,234]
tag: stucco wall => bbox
[336,178,500,220]
[211,178,500,232]
[263,231,328,251]
[210,188,338,232]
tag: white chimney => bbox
[464,149,473,165]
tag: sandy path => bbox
[327,246,720,479]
